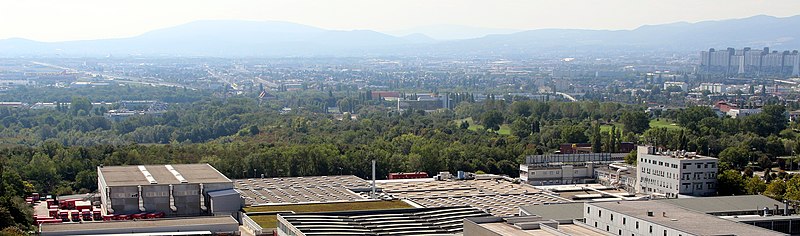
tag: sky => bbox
[1,0,799,42]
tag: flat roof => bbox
[478,222,558,236]
[658,195,792,214]
[279,206,491,235]
[519,203,585,220]
[99,164,231,187]
[641,152,717,161]
[465,216,605,236]
[378,179,568,217]
[39,216,237,233]
[234,175,370,206]
[589,201,785,236]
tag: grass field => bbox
[454,117,511,135]
[244,200,412,228]
[649,119,683,130]
[600,123,624,133]
[599,119,682,133]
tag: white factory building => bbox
[635,146,718,198]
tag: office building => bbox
[635,146,718,198]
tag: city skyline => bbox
[2,0,800,42]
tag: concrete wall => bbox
[463,219,504,236]
[141,185,170,214]
[108,186,140,215]
[173,184,201,216]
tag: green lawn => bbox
[454,117,510,135]
[600,123,624,133]
[599,120,681,133]
[649,119,683,130]
[244,200,412,228]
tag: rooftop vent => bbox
[138,165,158,184]
[646,211,654,217]
[165,165,188,183]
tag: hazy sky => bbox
[1,0,798,42]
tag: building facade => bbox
[635,146,718,198]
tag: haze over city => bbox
[2,0,800,41]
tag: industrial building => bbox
[595,164,637,194]
[234,175,371,206]
[584,201,785,236]
[97,164,241,219]
[39,215,239,236]
[635,146,718,198]
[276,206,491,236]
[519,153,623,185]
[463,215,607,236]
[378,178,569,217]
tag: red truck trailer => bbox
[70,210,80,222]
[81,210,92,221]
[58,211,69,222]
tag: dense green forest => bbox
[2,87,800,231]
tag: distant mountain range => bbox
[2,15,799,57]
[385,25,521,40]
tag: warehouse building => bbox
[97,164,241,219]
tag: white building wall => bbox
[584,204,692,236]
[636,146,718,198]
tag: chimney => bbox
[662,212,666,217]
[371,159,376,198]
